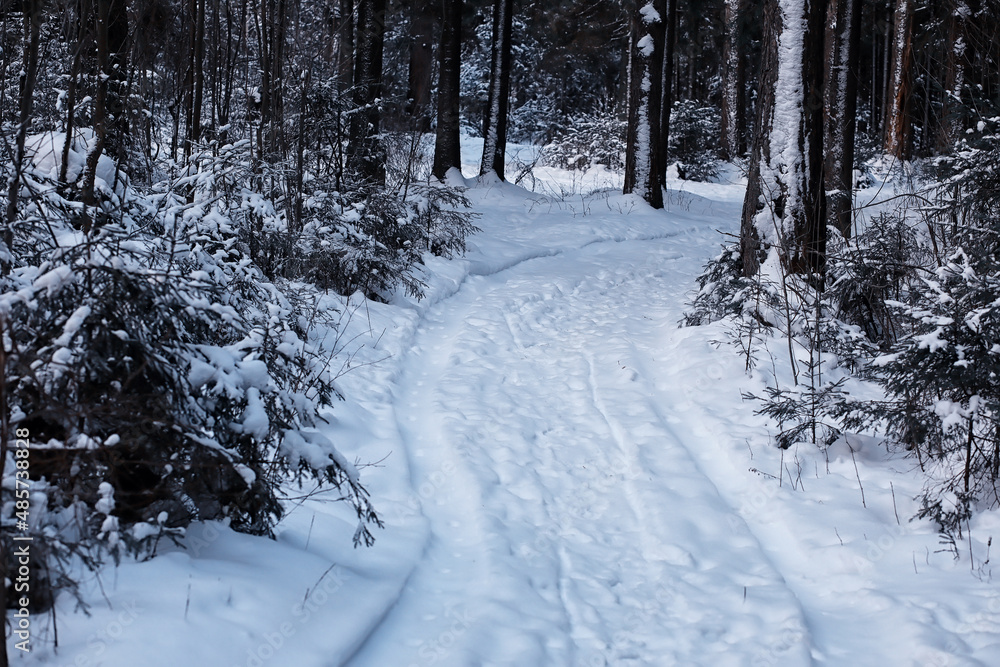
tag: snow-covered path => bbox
[15,167,1000,667]
[345,186,809,666]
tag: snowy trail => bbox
[17,169,1000,667]
[345,200,811,666]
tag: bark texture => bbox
[348,0,388,185]
[740,0,828,280]
[884,0,913,159]
[824,0,861,237]
[432,0,462,180]
[406,0,438,131]
[479,0,513,179]
[624,0,665,209]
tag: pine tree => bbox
[348,0,389,185]
[884,0,913,159]
[824,0,862,238]
[433,0,463,180]
[479,0,514,179]
[624,0,665,209]
[740,0,828,279]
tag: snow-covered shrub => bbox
[668,100,722,182]
[509,91,563,145]
[840,249,1000,532]
[0,134,381,609]
[542,110,626,172]
[825,212,924,349]
[836,116,1000,531]
[172,140,478,301]
[262,183,478,300]
[682,242,754,326]
[384,132,434,187]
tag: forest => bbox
[2,0,1000,663]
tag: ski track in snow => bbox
[345,189,811,667]
[14,159,1000,667]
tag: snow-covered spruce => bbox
[0,134,383,609]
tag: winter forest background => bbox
[3,0,1000,663]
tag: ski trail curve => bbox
[345,208,812,666]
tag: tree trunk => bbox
[824,0,861,237]
[81,0,112,220]
[406,0,438,132]
[59,0,87,187]
[720,0,743,161]
[740,0,828,280]
[656,0,677,186]
[802,0,828,278]
[185,0,205,157]
[337,0,355,93]
[4,0,42,275]
[260,0,288,160]
[884,0,913,159]
[432,0,462,180]
[937,0,968,153]
[624,0,665,209]
[105,0,130,162]
[740,0,779,278]
[348,0,387,186]
[479,0,513,179]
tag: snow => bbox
[765,0,807,243]
[8,144,1000,666]
[639,3,661,25]
[636,34,655,58]
[25,130,125,197]
[53,305,91,347]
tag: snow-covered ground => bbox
[10,142,1000,666]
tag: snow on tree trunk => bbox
[479,0,513,179]
[624,0,665,210]
[740,0,827,280]
[824,0,861,238]
[433,0,463,180]
[884,0,913,159]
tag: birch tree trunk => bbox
[479,0,513,179]
[624,0,665,209]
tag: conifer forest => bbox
[2,0,1000,664]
